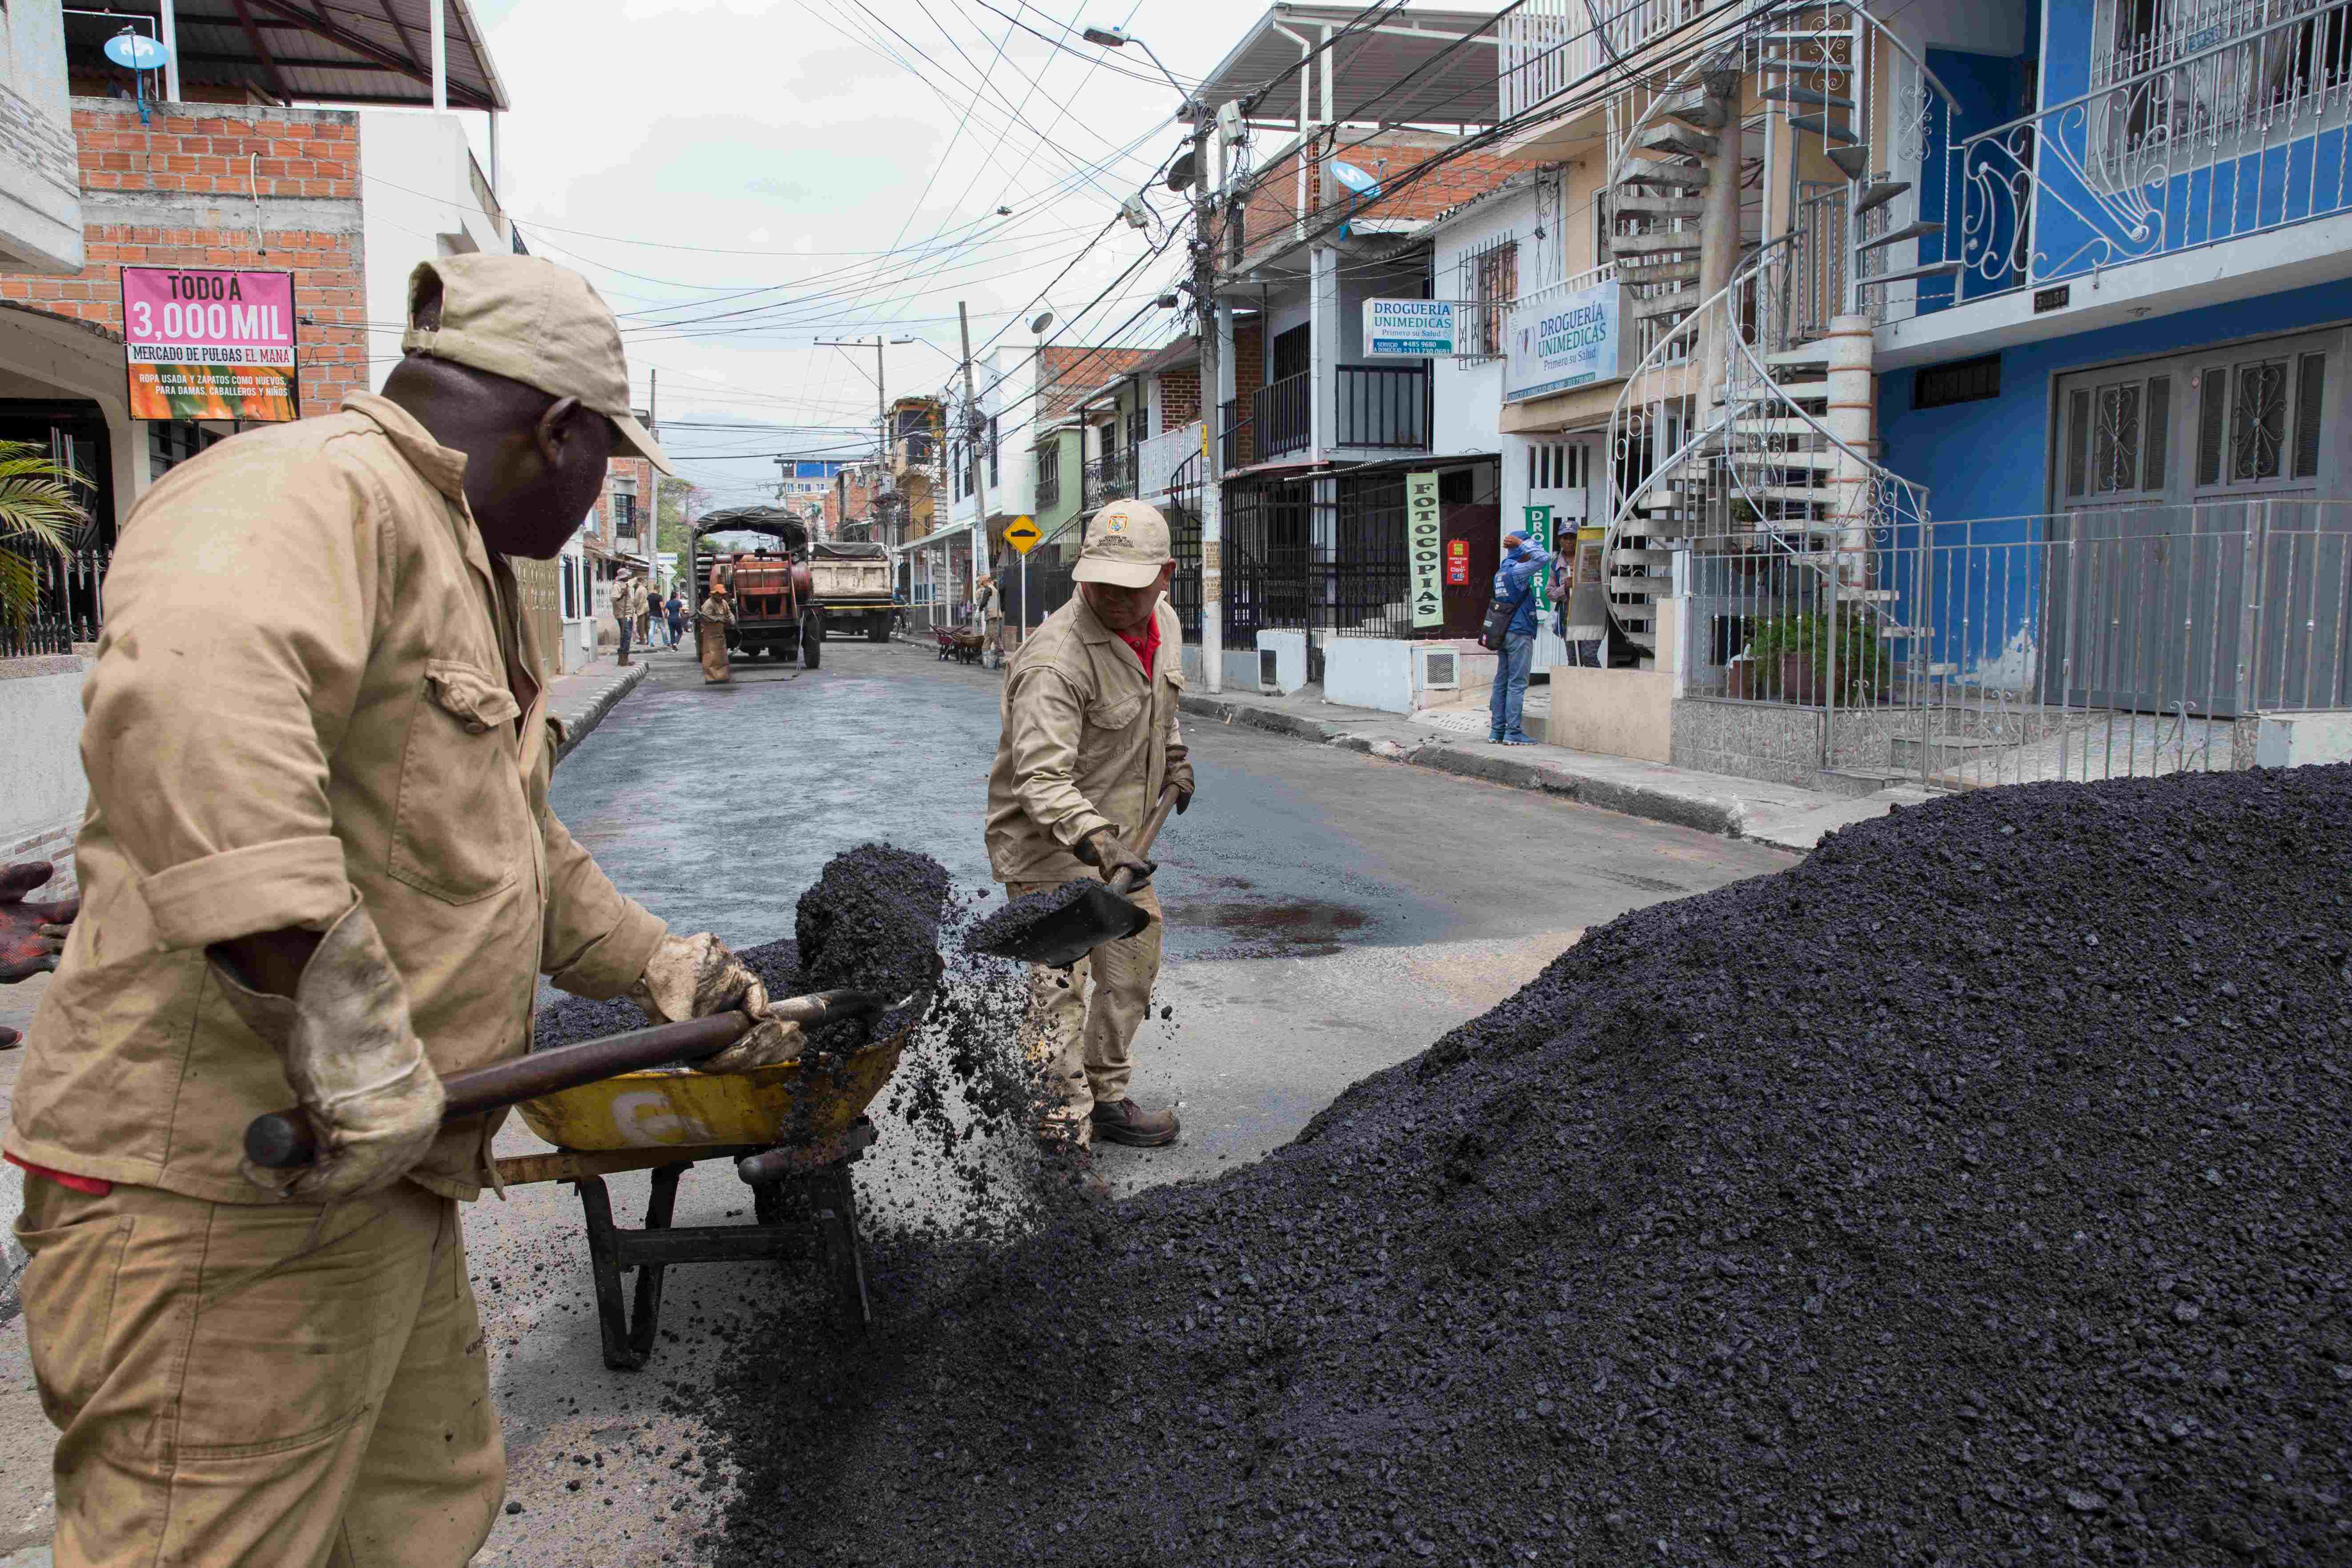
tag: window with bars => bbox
[1456,235,1518,364]
[2063,373,2173,498]
[2193,351,2327,489]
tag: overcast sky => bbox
[461,0,1293,506]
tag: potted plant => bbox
[1739,607,1888,705]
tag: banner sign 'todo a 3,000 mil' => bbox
[121,266,299,422]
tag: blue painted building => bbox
[1872,0,2352,712]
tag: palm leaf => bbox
[0,439,90,631]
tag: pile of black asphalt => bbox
[692,766,2352,1568]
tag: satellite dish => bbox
[1030,310,1055,334]
[105,32,169,71]
[1331,160,1380,199]
[1166,151,1197,191]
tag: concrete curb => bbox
[552,661,649,766]
[1181,691,1751,839]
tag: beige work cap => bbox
[1075,499,1174,587]
[401,253,677,478]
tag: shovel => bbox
[971,784,1181,968]
[242,988,887,1170]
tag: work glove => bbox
[219,902,447,1203]
[0,861,78,984]
[1078,828,1156,890]
[1166,754,1196,816]
[632,931,805,1073]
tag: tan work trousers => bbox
[1007,878,1163,1143]
[15,1176,501,1568]
[697,619,731,683]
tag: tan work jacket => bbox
[985,593,1185,885]
[698,594,735,625]
[614,577,648,623]
[5,394,668,1204]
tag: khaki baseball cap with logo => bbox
[1075,499,1175,587]
[401,253,677,477]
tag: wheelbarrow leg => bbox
[627,1163,688,1367]
[574,1176,641,1371]
[574,1164,689,1372]
[812,1164,870,1335]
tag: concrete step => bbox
[1765,343,1832,369]
[1827,144,1872,181]
[1889,732,2014,769]
[1731,449,1838,470]
[1619,156,1711,189]
[1788,112,1858,145]
[1656,86,1730,129]
[1855,258,1965,288]
[1620,258,1701,285]
[1761,84,1855,109]
[1613,193,1706,219]
[1636,122,1720,160]
[1610,228,1702,257]
[1857,219,1945,253]
[1629,292,1701,323]
[1854,178,1912,217]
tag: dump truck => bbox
[692,507,823,667]
[807,539,896,643]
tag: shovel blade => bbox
[972,883,1149,968]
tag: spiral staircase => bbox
[1599,3,1959,674]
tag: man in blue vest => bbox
[1489,531,1546,745]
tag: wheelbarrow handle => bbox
[1104,784,1184,899]
[242,989,886,1170]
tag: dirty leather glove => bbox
[1077,828,1156,889]
[1166,755,1196,816]
[0,862,78,984]
[217,902,447,1202]
[632,931,805,1073]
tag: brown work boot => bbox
[1089,1098,1179,1148]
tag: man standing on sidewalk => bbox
[612,566,646,666]
[976,573,1004,666]
[1489,530,1546,745]
[4,253,805,1568]
[985,500,1192,1150]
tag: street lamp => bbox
[1080,24,1188,100]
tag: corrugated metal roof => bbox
[76,0,508,112]
[1197,4,1499,129]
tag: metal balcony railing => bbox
[1881,0,2352,323]
[1252,371,1311,460]
[1334,364,1430,450]
[1499,0,1699,120]
[1034,449,1061,511]
[1083,446,1137,508]
[1138,421,1204,499]
[1220,399,1252,471]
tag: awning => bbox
[67,0,509,112]
[1196,4,1500,129]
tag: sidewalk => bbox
[548,654,651,764]
[1179,684,1938,854]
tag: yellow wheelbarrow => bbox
[244,992,912,1371]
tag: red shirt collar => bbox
[1116,613,1160,674]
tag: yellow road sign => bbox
[1003,516,1042,555]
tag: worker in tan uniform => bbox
[4,253,808,1568]
[697,577,736,683]
[612,566,648,665]
[985,499,1192,1149]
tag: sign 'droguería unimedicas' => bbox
[1505,277,1629,403]
[1363,299,1456,358]
[120,266,299,422]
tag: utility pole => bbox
[817,336,902,543]
[958,301,986,633]
[1191,101,1225,693]
[644,368,659,602]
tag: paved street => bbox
[0,635,1790,1567]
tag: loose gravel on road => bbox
[696,766,2352,1568]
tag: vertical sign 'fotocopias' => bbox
[119,267,300,422]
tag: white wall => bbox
[1431,187,1536,460]
[359,111,511,390]
[0,655,88,871]
[0,0,83,274]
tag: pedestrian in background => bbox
[665,589,686,649]
[977,573,1004,667]
[986,500,1192,1151]
[1489,530,1545,745]
[612,566,645,666]
[698,578,735,683]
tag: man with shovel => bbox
[984,499,1192,1150]
[4,253,803,1568]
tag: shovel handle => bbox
[1105,784,1183,898]
[242,989,884,1170]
